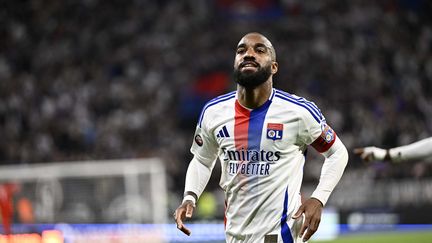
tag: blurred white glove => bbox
[354,146,388,161]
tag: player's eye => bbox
[256,47,266,53]
[236,48,245,54]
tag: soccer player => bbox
[174,32,349,243]
[354,137,432,162]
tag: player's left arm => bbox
[310,125,348,206]
[294,123,348,242]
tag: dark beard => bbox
[234,64,272,88]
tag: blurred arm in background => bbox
[354,137,432,163]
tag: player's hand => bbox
[353,146,387,161]
[174,200,195,236]
[292,197,323,242]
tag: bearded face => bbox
[233,33,278,89]
[233,61,272,88]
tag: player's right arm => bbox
[354,137,432,162]
[174,113,219,235]
[174,156,216,235]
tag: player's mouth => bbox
[240,61,259,71]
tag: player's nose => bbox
[241,47,255,58]
[243,52,256,62]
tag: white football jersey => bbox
[190,88,336,243]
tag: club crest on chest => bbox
[266,123,283,140]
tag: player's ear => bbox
[271,61,278,75]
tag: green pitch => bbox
[311,231,432,243]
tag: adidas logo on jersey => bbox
[216,126,230,138]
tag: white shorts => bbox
[225,216,306,243]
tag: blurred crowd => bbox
[1,0,432,198]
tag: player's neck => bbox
[237,80,272,109]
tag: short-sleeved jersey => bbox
[190,88,336,243]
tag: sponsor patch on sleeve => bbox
[311,123,336,153]
[194,134,203,146]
